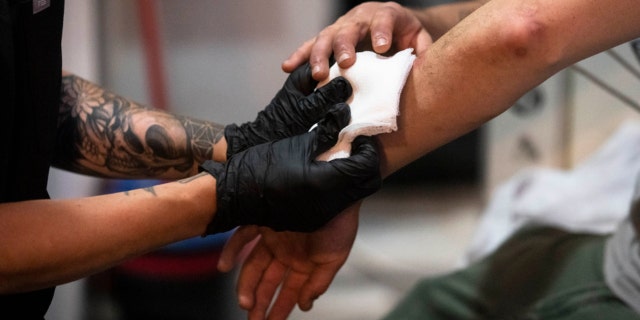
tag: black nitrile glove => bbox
[200,103,381,234]
[224,63,352,159]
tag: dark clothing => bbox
[0,0,65,318]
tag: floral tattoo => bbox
[54,74,224,178]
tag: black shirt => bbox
[0,0,64,318]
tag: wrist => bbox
[213,136,228,162]
[182,172,218,235]
[198,160,241,234]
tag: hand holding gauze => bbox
[316,48,416,161]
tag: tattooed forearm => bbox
[179,117,224,164]
[123,186,157,196]
[143,187,157,196]
[178,172,209,184]
[54,73,225,179]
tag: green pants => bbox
[383,227,640,320]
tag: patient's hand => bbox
[218,203,361,320]
[282,1,431,80]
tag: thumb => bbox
[327,135,382,198]
[343,136,381,174]
[296,76,352,126]
[332,136,381,181]
[285,62,317,95]
[309,103,351,157]
[306,76,352,109]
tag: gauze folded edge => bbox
[315,48,416,161]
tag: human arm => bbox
[224,0,640,318]
[1,65,363,293]
[378,0,640,176]
[53,71,226,179]
[54,65,351,179]
[0,104,380,294]
[0,173,217,293]
[410,0,488,40]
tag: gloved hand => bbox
[200,103,381,234]
[224,63,352,159]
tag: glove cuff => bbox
[198,160,236,235]
[198,159,224,178]
[225,119,277,159]
[224,124,250,160]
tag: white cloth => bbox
[461,121,640,266]
[316,49,416,161]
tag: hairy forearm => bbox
[379,0,640,177]
[411,0,488,41]
[54,72,227,179]
[0,173,216,293]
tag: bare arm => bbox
[411,0,488,41]
[53,72,227,179]
[0,173,216,293]
[0,70,367,294]
[379,0,640,176]
[285,0,640,174]
[0,73,223,293]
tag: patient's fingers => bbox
[237,241,273,310]
[331,25,362,69]
[218,226,260,272]
[282,38,314,74]
[248,261,287,320]
[307,30,335,80]
[369,4,398,53]
[298,264,340,311]
[267,271,309,320]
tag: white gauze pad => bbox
[316,48,416,161]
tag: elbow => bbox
[493,6,566,71]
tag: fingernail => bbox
[312,65,321,75]
[217,260,229,272]
[337,53,350,64]
[238,295,251,308]
[375,37,388,47]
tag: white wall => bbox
[101,0,337,124]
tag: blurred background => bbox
[47,0,640,319]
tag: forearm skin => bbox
[379,0,640,177]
